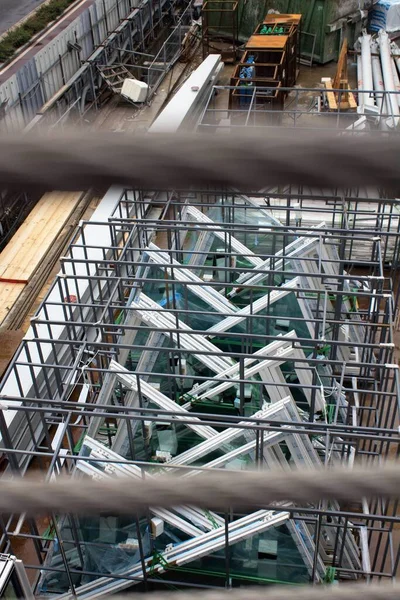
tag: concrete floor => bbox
[0,0,48,36]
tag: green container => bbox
[210,0,373,64]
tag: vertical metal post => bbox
[224,511,231,588]
[239,357,245,417]
[59,54,66,86]
[88,8,97,47]
[0,409,20,473]
[103,0,110,34]
[135,515,148,590]
[312,513,323,584]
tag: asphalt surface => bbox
[0,0,48,36]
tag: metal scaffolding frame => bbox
[0,186,400,596]
[196,84,400,132]
[23,0,195,132]
[201,0,239,62]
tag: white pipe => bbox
[391,42,400,107]
[392,43,400,78]
[378,29,400,128]
[357,53,364,111]
[360,31,374,108]
[371,40,386,114]
[391,57,400,107]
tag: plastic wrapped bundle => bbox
[370,0,400,33]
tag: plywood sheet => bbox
[246,35,287,50]
[0,191,83,282]
[263,14,301,25]
[323,79,338,111]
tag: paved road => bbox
[0,0,48,36]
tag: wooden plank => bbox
[23,194,79,275]
[0,283,25,324]
[323,79,338,111]
[346,91,357,109]
[11,194,70,279]
[246,35,288,49]
[1,190,95,332]
[0,277,29,284]
[0,191,83,282]
[263,14,301,25]
[20,195,102,334]
[337,87,357,110]
[333,38,348,90]
[0,198,57,274]
[0,194,64,278]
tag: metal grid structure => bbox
[201,0,239,62]
[197,85,400,131]
[0,185,400,597]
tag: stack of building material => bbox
[357,29,400,128]
[0,191,92,376]
[369,0,400,33]
[229,13,301,110]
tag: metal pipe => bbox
[371,40,386,115]
[378,29,400,128]
[391,42,400,89]
[391,57,400,108]
[360,31,374,109]
[357,53,364,110]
